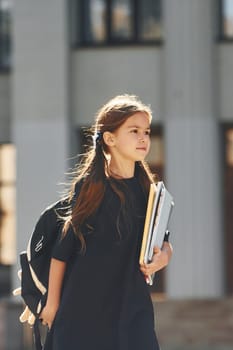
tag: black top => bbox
[44,177,160,350]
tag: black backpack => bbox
[13,197,70,349]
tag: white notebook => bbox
[139,181,174,284]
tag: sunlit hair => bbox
[63,94,155,252]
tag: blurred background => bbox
[0,0,233,349]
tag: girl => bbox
[40,94,173,350]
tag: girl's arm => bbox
[39,258,66,329]
[140,241,173,277]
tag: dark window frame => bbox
[0,0,12,72]
[70,0,163,49]
[218,0,233,42]
[221,122,233,294]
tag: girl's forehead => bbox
[123,112,151,127]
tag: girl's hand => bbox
[140,241,173,278]
[39,303,59,330]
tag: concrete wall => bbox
[218,44,233,121]
[162,0,224,298]
[70,44,233,126]
[70,47,163,126]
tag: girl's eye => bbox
[130,129,150,135]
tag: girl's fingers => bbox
[41,319,51,329]
[153,246,160,254]
[140,266,152,276]
[39,315,48,327]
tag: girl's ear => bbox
[103,132,115,147]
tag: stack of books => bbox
[139,181,174,285]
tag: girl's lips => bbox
[136,147,147,151]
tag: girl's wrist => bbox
[162,241,173,262]
[45,300,59,311]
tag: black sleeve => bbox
[52,226,78,262]
[52,180,84,262]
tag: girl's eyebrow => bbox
[126,125,151,130]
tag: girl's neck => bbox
[109,161,135,179]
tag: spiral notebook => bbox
[139,181,174,284]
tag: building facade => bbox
[0,0,233,300]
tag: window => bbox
[0,144,16,265]
[0,0,12,70]
[70,0,162,47]
[111,0,133,40]
[223,126,233,294]
[226,128,233,166]
[220,0,233,40]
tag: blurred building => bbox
[0,0,233,302]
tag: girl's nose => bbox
[139,135,145,142]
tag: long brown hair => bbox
[63,94,155,251]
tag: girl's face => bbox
[105,112,151,164]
